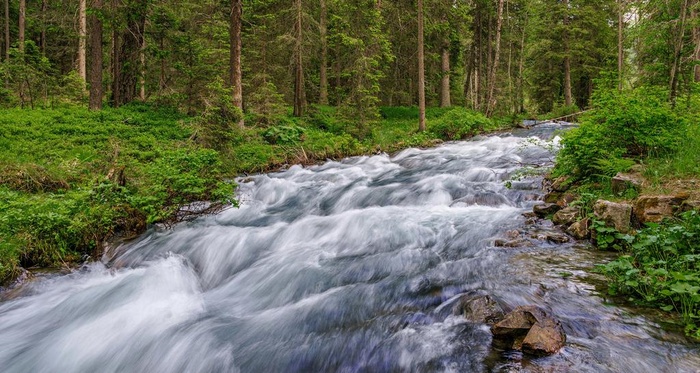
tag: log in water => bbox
[1,123,698,372]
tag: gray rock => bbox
[533,203,561,217]
[522,318,567,356]
[453,293,505,325]
[633,194,689,224]
[567,218,590,240]
[593,200,632,233]
[552,206,580,226]
[611,172,644,195]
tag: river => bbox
[0,123,698,372]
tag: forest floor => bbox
[0,104,514,285]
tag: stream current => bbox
[1,123,698,372]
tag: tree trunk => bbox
[88,0,103,110]
[693,7,700,82]
[669,0,689,103]
[440,46,451,107]
[111,0,147,107]
[485,0,504,117]
[618,0,624,91]
[4,0,9,61]
[230,0,244,127]
[79,0,87,81]
[562,0,572,107]
[40,0,47,54]
[417,0,426,131]
[18,0,25,52]
[293,0,305,117]
[319,0,328,105]
[139,22,146,101]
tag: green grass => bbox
[0,103,510,284]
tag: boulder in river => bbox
[453,292,505,325]
[491,305,566,356]
[522,317,567,356]
[552,206,580,226]
[633,194,688,224]
[533,203,560,217]
[593,200,632,233]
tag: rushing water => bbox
[1,124,698,373]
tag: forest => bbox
[1,0,700,341]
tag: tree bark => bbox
[111,0,147,107]
[79,0,87,81]
[417,0,426,131]
[293,0,305,117]
[88,0,103,110]
[669,0,689,103]
[562,0,572,107]
[693,7,700,82]
[40,0,47,54]
[4,0,9,61]
[485,0,504,117]
[230,0,244,127]
[319,0,328,105]
[617,0,624,91]
[440,46,451,107]
[18,0,25,52]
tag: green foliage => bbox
[428,107,494,140]
[191,80,243,152]
[262,123,305,145]
[554,86,685,181]
[0,105,235,283]
[596,211,700,337]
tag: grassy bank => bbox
[550,87,700,337]
[0,104,508,284]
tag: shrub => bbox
[554,87,684,181]
[428,107,493,140]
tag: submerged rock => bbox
[593,200,632,233]
[453,292,505,325]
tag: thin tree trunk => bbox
[562,0,572,107]
[474,8,482,110]
[440,46,451,107]
[693,7,700,82]
[669,0,689,103]
[618,0,624,91]
[139,22,146,101]
[88,0,103,110]
[18,0,25,52]
[230,0,244,126]
[40,0,47,54]
[79,0,87,81]
[417,0,426,131]
[293,0,305,117]
[319,0,328,105]
[486,0,504,117]
[518,24,526,113]
[4,0,8,61]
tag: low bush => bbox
[596,211,700,338]
[428,107,494,140]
